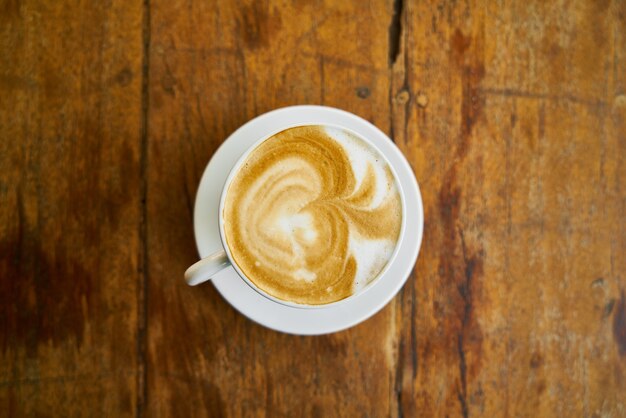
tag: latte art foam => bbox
[223,126,402,305]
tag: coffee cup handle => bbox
[184,250,230,286]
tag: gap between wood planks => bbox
[137,0,151,417]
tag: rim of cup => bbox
[217,122,408,309]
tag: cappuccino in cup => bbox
[222,125,402,305]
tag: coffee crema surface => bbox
[223,125,402,305]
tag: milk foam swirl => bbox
[223,126,402,305]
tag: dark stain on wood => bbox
[160,56,177,97]
[0,74,36,91]
[112,67,133,87]
[604,299,615,319]
[200,381,226,417]
[239,2,281,50]
[451,29,471,63]
[0,0,20,21]
[438,27,486,418]
[456,229,484,418]
[395,328,406,418]
[42,71,64,99]
[613,290,626,356]
[312,334,349,358]
[1,0,143,413]
[168,378,226,418]
[410,277,418,379]
[530,352,543,369]
[536,380,546,395]
[461,76,485,149]
[0,238,93,355]
[311,404,323,418]
[356,86,371,99]
[388,0,404,66]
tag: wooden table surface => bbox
[1,0,625,416]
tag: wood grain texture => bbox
[0,0,144,416]
[392,1,626,416]
[146,1,397,417]
[1,0,624,416]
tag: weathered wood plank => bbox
[392,0,626,416]
[1,0,623,416]
[0,0,144,416]
[146,1,398,417]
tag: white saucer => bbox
[193,105,423,335]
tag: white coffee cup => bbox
[184,123,407,309]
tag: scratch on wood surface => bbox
[158,373,226,417]
[182,175,194,217]
[410,280,417,380]
[457,228,483,418]
[478,87,607,108]
[394,336,405,418]
[195,95,210,145]
[504,97,514,265]
[385,298,398,372]
[392,278,409,418]
[302,52,387,75]
[0,370,140,387]
[388,0,403,67]
[389,0,409,147]
[581,346,589,416]
[159,46,240,57]
[457,335,469,418]
[538,101,546,140]
[137,0,151,417]
[437,28,487,418]
[292,12,331,50]
[385,300,400,416]
[0,74,37,91]
[612,22,618,96]
[613,290,626,356]
[320,55,325,103]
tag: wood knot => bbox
[395,89,410,104]
[529,352,543,369]
[614,94,626,108]
[416,92,428,108]
[591,278,605,288]
[356,86,371,99]
[113,68,133,87]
